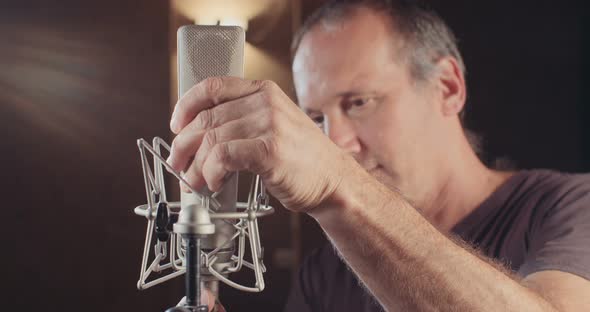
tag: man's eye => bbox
[344,97,373,111]
[312,116,324,127]
[344,96,377,118]
[351,98,369,107]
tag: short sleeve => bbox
[518,174,590,280]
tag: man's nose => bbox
[324,116,361,154]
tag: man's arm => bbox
[311,166,589,311]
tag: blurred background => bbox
[1,0,589,311]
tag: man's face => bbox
[292,8,442,192]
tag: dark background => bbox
[0,0,588,311]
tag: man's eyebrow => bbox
[336,91,376,98]
[336,91,360,98]
[301,91,378,115]
[303,107,321,115]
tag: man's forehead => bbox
[293,8,408,79]
[296,12,396,63]
[293,12,406,109]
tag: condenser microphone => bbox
[176,25,243,307]
[132,25,274,312]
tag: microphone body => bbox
[176,25,245,298]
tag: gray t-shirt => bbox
[285,170,590,312]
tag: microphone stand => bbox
[166,235,207,312]
[166,197,215,312]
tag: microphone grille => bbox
[176,25,243,251]
[177,25,245,97]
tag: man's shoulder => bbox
[454,168,590,257]
[506,168,590,244]
[507,169,590,209]
[512,169,590,280]
[520,168,590,184]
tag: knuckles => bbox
[253,79,274,92]
[175,78,288,174]
[203,129,218,148]
[267,107,283,133]
[195,109,213,129]
[258,80,278,104]
[255,81,285,130]
[258,137,276,163]
[259,79,277,91]
[212,143,230,166]
[203,77,223,103]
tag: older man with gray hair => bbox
[167,0,590,311]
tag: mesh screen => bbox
[177,25,245,96]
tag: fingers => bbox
[200,287,225,312]
[202,288,215,312]
[178,288,216,311]
[182,115,271,191]
[201,138,272,192]
[171,76,267,134]
[168,77,282,192]
[167,93,263,173]
[167,122,205,174]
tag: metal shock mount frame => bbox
[133,137,274,307]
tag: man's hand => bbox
[167,76,354,212]
[204,289,226,312]
[176,288,225,312]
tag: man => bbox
[167,0,590,311]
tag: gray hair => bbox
[292,0,466,84]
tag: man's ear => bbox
[433,57,466,117]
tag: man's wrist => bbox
[309,158,383,225]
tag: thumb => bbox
[201,287,213,311]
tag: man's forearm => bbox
[310,169,556,311]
